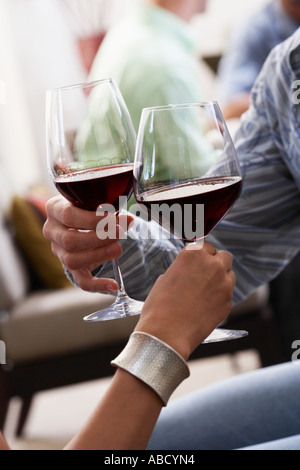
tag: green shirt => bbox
[81,4,218,199]
[89,3,205,131]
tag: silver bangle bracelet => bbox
[111,331,190,406]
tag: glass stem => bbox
[112,259,128,297]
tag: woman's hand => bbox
[136,242,236,360]
[43,195,133,293]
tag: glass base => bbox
[83,294,248,344]
[83,294,144,322]
[202,328,248,344]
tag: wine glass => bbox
[46,78,144,321]
[133,102,248,343]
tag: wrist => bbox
[135,318,191,361]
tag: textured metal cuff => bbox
[111,331,190,406]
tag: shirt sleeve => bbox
[95,217,184,301]
[210,48,300,303]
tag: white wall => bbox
[0,0,87,197]
[0,1,40,202]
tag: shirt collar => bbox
[132,3,196,53]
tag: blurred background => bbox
[0,0,268,205]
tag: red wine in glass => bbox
[55,163,134,212]
[135,176,242,242]
[47,78,143,322]
[133,101,248,343]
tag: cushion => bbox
[10,195,72,290]
[25,185,49,220]
[0,289,138,363]
[0,208,28,310]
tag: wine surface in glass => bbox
[55,163,134,212]
[135,176,242,241]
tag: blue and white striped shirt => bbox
[96,29,300,305]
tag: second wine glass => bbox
[46,78,144,321]
[133,101,248,343]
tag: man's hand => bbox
[43,195,133,293]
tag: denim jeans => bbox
[147,362,300,450]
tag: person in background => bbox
[0,242,235,450]
[217,0,300,120]
[83,0,214,209]
[88,0,210,131]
